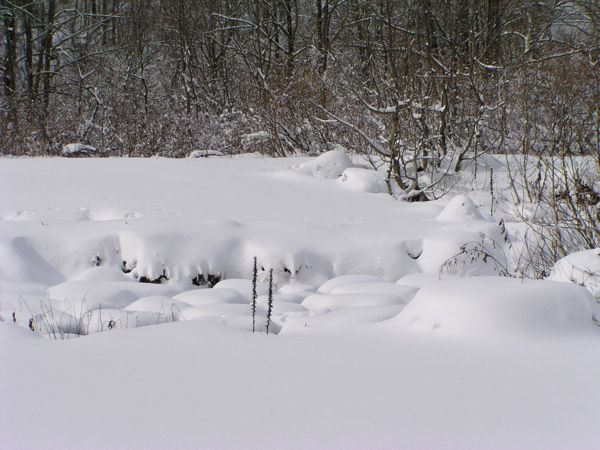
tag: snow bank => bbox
[0,158,491,287]
[293,149,354,178]
[43,279,181,316]
[548,248,600,298]
[393,276,599,338]
[46,281,139,312]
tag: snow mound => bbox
[436,195,485,222]
[178,303,259,319]
[213,279,268,299]
[338,167,388,193]
[61,143,98,157]
[127,311,172,327]
[393,276,599,338]
[173,288,246,306]
[548,248,600,298]
[269,301,307,314]
[81,308,171,334]
[329,282,418,301]
[294,150,354,178]
[281,305,403,334]
[317,274,384,294]
[181,303,253,322]
[278,283,315,296]
[254,294,307,314]
[31,310,81,336]
[303,292,408,313]
[124,296,189,314]
[45,280,181,314]
[396,273,442,288]
[46,281,139,313]
[82,308,128,334]
[277,283,316,303]
[178,305,279,333]
[73,266,131,283]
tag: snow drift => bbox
[393,276,599,338]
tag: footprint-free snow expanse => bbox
[1,154,599,449]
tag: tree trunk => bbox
[2,1,17,119]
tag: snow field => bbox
[1,153,599,449]
[0,154,597,339]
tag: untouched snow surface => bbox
[1,155,599,449]
[2,322,600,450]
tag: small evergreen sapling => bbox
[266,268,274,334]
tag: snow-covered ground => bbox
[1,153,599,449]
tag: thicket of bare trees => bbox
[1,1,598,276]
[1,1,597,170]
